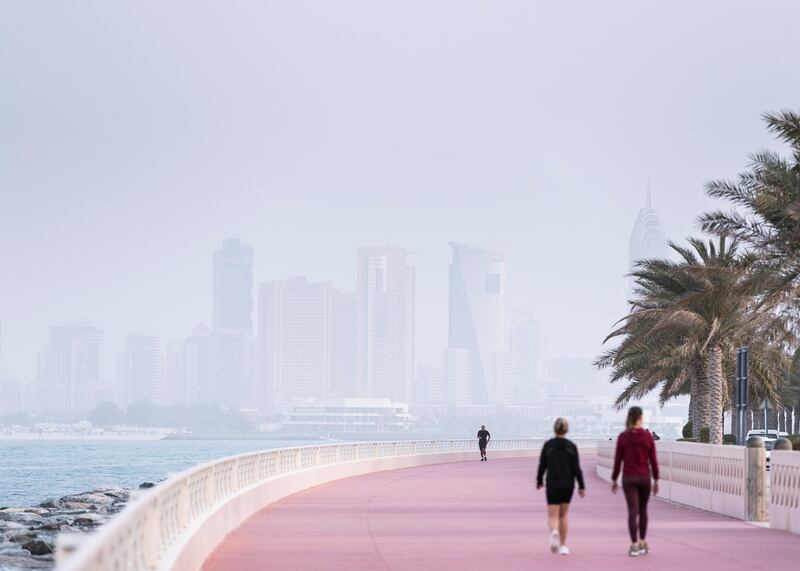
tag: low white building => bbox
[281,398,412,434]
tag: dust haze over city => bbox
[2,0,800,453]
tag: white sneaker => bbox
[559,546,570,556]
[549,530,560,553]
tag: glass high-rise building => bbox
[448,242,508,404]
[37,324,104,411]
[211,239,254,407]
[119,333,162,405]
[355,247,415,404]
[330,290,357,398]
[628,189,668,292]
[509,310,540,404]
[162,324,212,406]
[258,277,332,404]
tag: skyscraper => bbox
[355,247,415,403]
[628,187,668,292]
[162,325,213,406]
[448,242,509,404]
[119,334,162,405]
[212,239,254,407]
[37,324,104,411]
[330,290,357,398]
[182,324,213,405]
[443,348,472,405]
[259,277,332,404]
[509,310,540,404]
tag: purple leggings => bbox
[622,476,651,543]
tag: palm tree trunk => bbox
[689,372,700,438]
[707,344,724,445]
[694,366,711,440]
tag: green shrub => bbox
[698,427,710,443]
[790,435,800,451]
[723,434,737,445]
[677,437,698,443]
[682,421,693,439]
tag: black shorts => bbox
[546,487,574,505]
[479,440,488,451]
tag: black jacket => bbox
[536,437,585,490]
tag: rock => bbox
[0,553,52,569]
[2,528,34,544]
[139,482,155,489]
[0,522,25,533]
[59,524,79,533]
[39,515,74,531]
[0,486,133,570]
[63,502,98,512]
[73,513,102,527]
[0,511,43,525]
[38,498,63,510]
[22,540,53,556]
[56,509,94,516]
[0,542,28,555]
[0,508,48,517]
[101,488,129,501]
[9,532,37,545]
[61,492,114,508]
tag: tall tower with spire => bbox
[628,184,667,293]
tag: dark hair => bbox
[553,418,569,436]
[626,406,643,429]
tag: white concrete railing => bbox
[597,440,748,520]
[770,450,800,534]
[57,438,569,571]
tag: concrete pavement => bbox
[203,455,799,570]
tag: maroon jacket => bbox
[611,428,659,481]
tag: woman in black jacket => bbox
[536,418,585,555]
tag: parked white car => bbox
[746,429,787,439]
[745,430,785,470]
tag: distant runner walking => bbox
[611,406,660,557]
[477,425,491,461]
[536,418,585,555]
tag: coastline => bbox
[0,485,140,571]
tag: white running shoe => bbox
[549,530,560,553]
[628,544,641,557]
[559,546,570,556]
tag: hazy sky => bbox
[2,1,800,381]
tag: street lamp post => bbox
[735,347,749,445]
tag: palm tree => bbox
[700,110,800,301]
[600,237,793,444]
[596,256,709,437]
[699,109,800,436]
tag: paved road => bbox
[203,455,799,570]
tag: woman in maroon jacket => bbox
[611,406,659,557]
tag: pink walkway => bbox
[203,456,799,570]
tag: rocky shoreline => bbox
[0,484,151,571]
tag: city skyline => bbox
[4,214,675,413]
[0,187,692,395]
